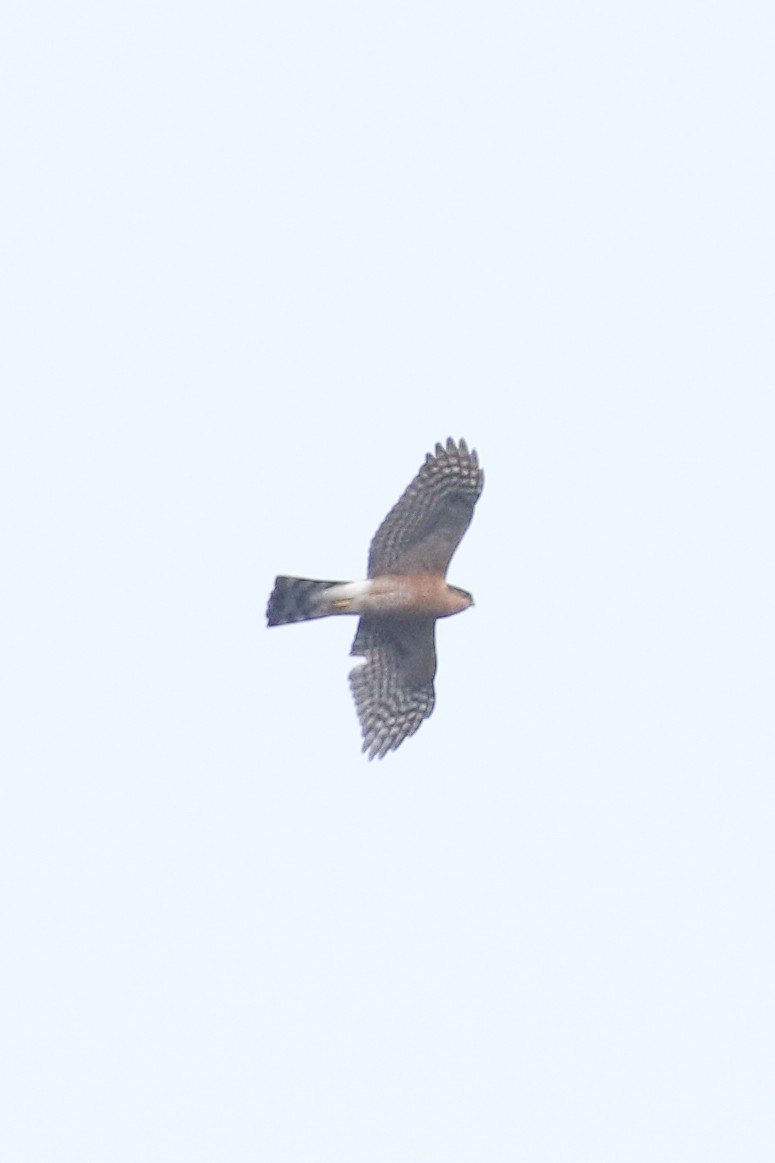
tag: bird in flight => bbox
[267,438,484,759]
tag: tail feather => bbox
[266,576,348,626]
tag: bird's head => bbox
[449,585,474,610]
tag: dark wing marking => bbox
[349,617,437,760]
[367,438,484,578]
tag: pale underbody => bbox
[323,574,472,619]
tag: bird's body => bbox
[267,573,473,624]
[266,438,484,759]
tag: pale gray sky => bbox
[2,2,774,1160]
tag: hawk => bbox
[267,438,484,759]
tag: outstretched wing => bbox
[367,438,484,578]
[349,617,437,760]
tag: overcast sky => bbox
[2,2,774,1160]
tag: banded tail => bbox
[266,576,352,626]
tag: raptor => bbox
[267,438,484,759]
